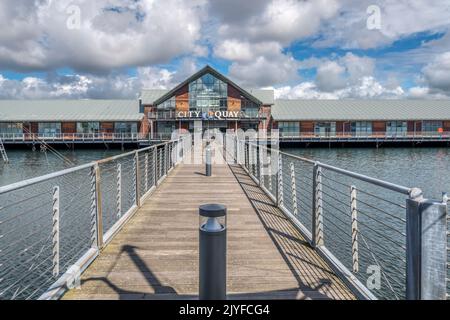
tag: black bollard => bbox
[199,204,227,300]
[205,143,212,176]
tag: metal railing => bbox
[231,136,448,300]
[279,131,450,140]
[0,133,148,142]
[0,137,190,300]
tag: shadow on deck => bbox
[62,162,354,300]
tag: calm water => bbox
[282,147,450,200]
[0,148,126,187]
[0,147,449,299]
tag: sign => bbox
[177,110,243,120]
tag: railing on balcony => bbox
[0,133,149,142]
[279,131,450,140]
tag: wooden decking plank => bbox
[62,162,355,300]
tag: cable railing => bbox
[0,136,189,300]
[0,133,149,142]
[279,131,450,140]
[231,135,448,300]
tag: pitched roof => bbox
[140,89,169,105]
[246,89,274,105]
[153,65,263,106]
[272,99,450,121]
[0,100,142,122]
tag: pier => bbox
[0,135,448,300]
[62,163,354,300]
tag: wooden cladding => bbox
[175,85,189,112]
[443,121,450,132]
[300,121,314,133]
[372,121,386,133]
[100,122,114,133]
[227,98,241,112]
[62,122,76,134]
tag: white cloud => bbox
[0,0,207,72]
[228,53,300,87]
[315,0,450,50]
[276,76,405,99]
[422,51,450,92]
[0,58,199,99]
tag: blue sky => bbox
[0,0,449,99]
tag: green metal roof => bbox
[0,100,142,122]
[246,89,274,105]
[272,100,450,121]
[140,89,169,105]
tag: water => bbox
[279,146,450,299]
[0,148,127,187]
[1,146,449,299]
[281,147,450,199]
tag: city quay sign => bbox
[176,110,243,120]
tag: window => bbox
[0,122,23,137]
[157,96,176,110]
[38,123,61,136]
[314,122,336,136]
[278,122,299,137]
[351,122,372,136]
[386,121,407,136]
[188,73,228,112]
[77,122,100,134]
[422,121,443,133]
[114,122,137,133]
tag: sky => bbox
[0,0,450,100]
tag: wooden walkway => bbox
[63,162,355,300]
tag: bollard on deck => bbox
[205,143,212,177]
[199,204,227,300]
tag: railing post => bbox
[268,155,273,192]
[52,186,60,277]
[290,162,298,216]
[153,147,158,186]
[277,152,283,207]
[144,153,149,191]
[134,151,141,207]
[350,185,359,273]
[116,163,122,219]
[312,163,324,247]
[164,143,168,175]
[406,189,448,300]
[93,164,103,249]
[259,145,264,187]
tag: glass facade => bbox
[422,121,443,133]
[0,122,23,136]
[314,122,336,136]
[351,121,372,135]
[386,121,407,135]
[77,122,100,134]
[189,73,227,112]
[114,122,137,133]
[278,122,299,137]
[38,123,61,136]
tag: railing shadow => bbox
[228,164,355,300]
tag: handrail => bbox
[0,136,190,300]
[232,135,448,300]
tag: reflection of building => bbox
[2,65,450,145]
[141,66,273,138]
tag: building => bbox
[140,65,274,138]
[1,65,450,146]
